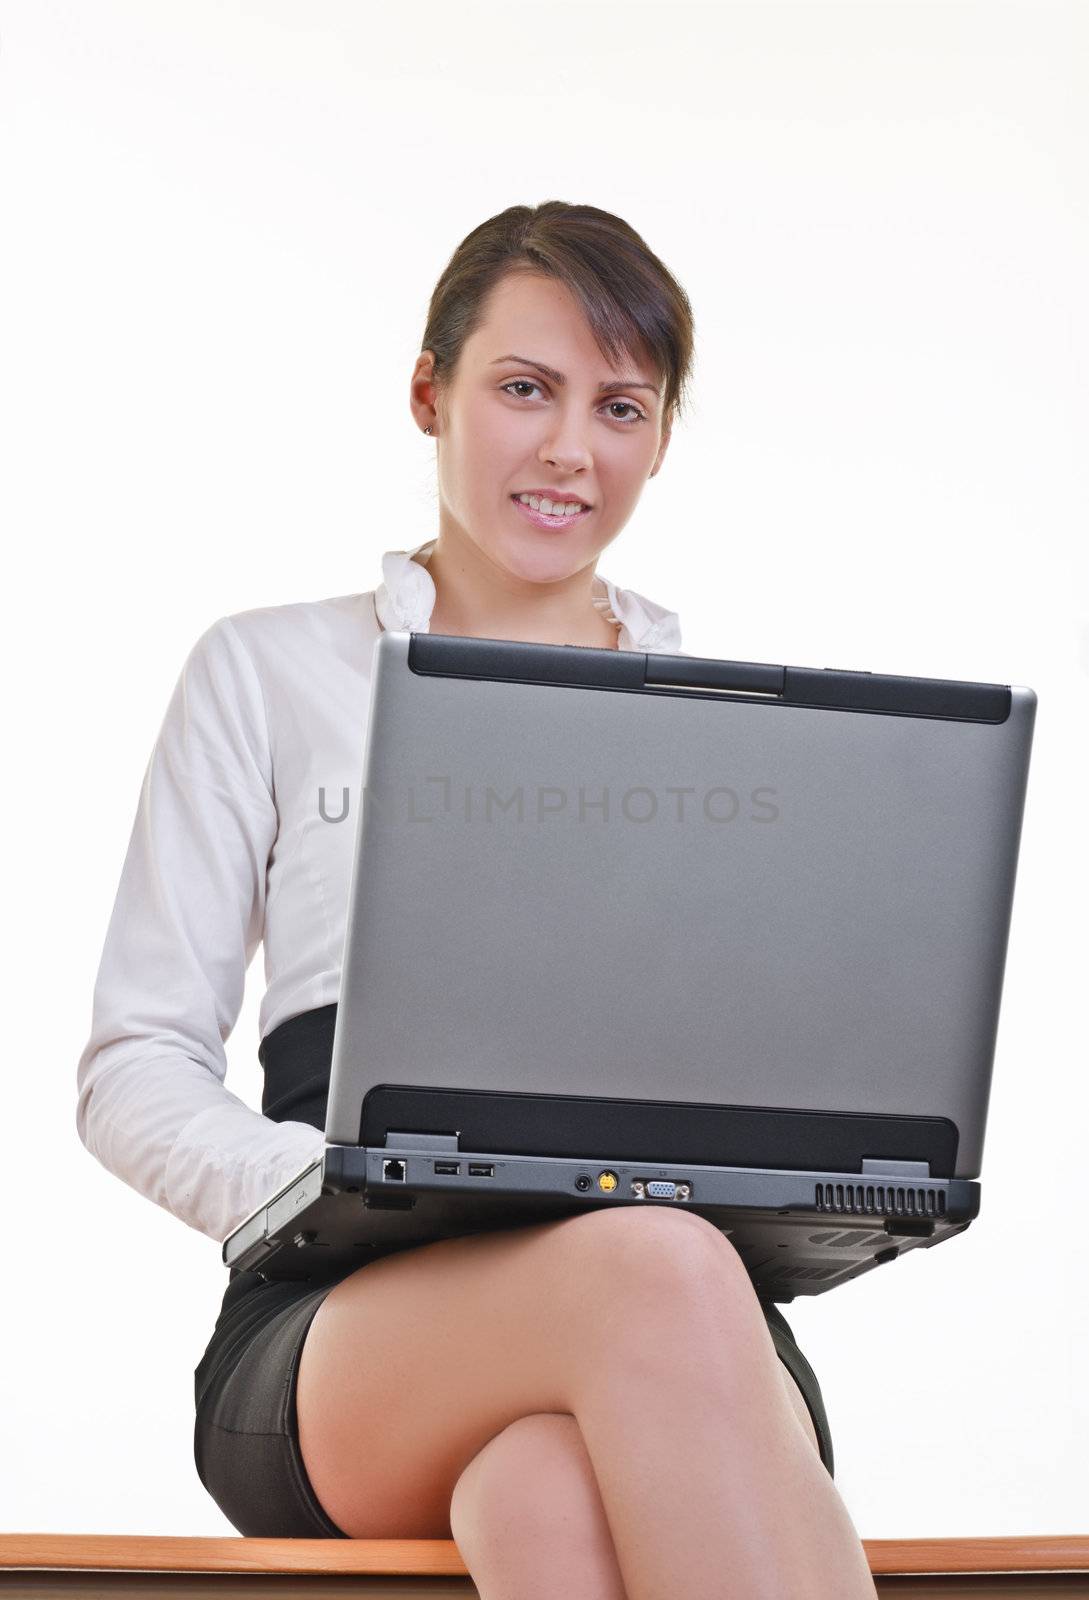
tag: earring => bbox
[424,425,433,435]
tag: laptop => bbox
[224,631,1036,1302]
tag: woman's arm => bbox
[75,614,323,1244]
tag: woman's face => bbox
[410,270,671,586]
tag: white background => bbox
[1,0,1085,1541]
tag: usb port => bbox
[434,1161,460,1175]
[468,1163,494,1177]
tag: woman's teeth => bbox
[516,493,586,517]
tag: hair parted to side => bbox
[420,200,696,435]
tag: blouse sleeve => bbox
[75,615,324,1244]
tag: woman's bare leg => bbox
[296,1206,876,1599]
[560,1213,877,1600]
[447,1360,823,1600]
[449,1412,629,1600]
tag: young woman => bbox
[76,201,878,1599]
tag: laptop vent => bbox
[763,1260,841,1283]
[814,1182,946,1218]
[808,1228,889,1250]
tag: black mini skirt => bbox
[192,1007,836,1537]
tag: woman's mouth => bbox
[510,494,592,532]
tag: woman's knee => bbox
[553,1204,747,1299]
[549,1205,763,1366]
[546,1203,777,1408]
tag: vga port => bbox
[632,1177,692,1200]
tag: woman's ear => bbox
[409,350,440,435]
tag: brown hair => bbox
[420,201,696,435]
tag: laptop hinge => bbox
[383,1130,461,1152]
[860,1157,932,1179]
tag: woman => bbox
[76,201,878,1598]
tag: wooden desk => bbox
[2,1534,1087,1597]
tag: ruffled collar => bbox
[372,538,682,654]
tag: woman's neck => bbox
[421,532,620,650]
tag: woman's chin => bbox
[492,529,597,583]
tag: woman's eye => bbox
[606,400,646,423]
[500,380,646,425]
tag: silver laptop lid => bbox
[326,633,1035,1181]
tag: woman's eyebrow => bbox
[489,353,660,396]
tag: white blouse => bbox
[75,539,684,1245]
